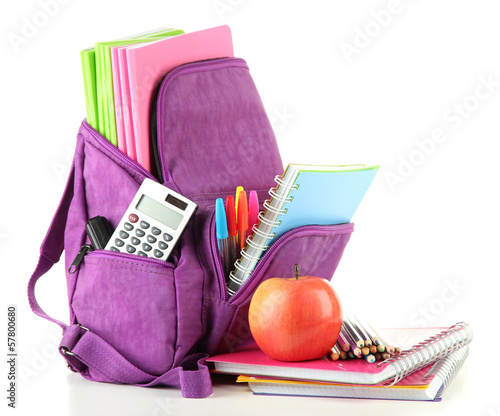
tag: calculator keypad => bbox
[109,213,170,260]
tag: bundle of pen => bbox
[215,187,260,282]
[331,316,402,364]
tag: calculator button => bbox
[151,227,161,235]
[136,229,145,237]
[142,243,152,252]
[110,246,120,252]
[114,239,125,247]
[124,222,134,231]
[128,214,138,223]
[126,245,136,254]
[154,249,164,258]
[147,235,157,244]
[119,231,129,239]
[158,241,168,250]
[140,221,150,229]
[131,237,141,245]
[137,251,148,257]
[163,233,173,242]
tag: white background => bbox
[1,0,499,415]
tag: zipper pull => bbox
[68,245,93,274]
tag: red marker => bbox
[237,190,248,250]
[225,195,238,278]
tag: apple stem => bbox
[294,264,300,280]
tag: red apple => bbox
[248,265,343,361]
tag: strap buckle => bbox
[77,323,90,332]
[60,346,76,356]
[60,324,90,356]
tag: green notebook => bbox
[81,28,184,145]
[81,47,97,127]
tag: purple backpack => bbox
[28,57,354,398]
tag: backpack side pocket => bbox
[202,223,354,354]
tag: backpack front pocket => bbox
[71,250,177,376]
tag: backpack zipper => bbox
[68,245,93,274]
[68,246,177,274]
[211,219,354,304]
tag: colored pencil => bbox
[343,317,365,348]
[350,315,372,347]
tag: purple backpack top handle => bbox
[28,58,354,398]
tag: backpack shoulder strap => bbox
[60,325,212,398]
[27,162,75,330]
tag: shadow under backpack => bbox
[28,57,354,398]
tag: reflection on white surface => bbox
[59,358,477,416]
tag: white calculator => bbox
[105,179,198,261]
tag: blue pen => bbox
[215,198,231,279]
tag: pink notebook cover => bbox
[111,46,128,156]
[207,327,446,384]
[125,25,234,172]
[208,343,388,376]
[118,46,137,161]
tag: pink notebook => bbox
[124,25,234,172]
[111,45,137,161]
[111,46,128,156]
[208,343,398,385]
[207,326,470,385]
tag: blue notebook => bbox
[227,164,379,296]
[265,164,379,243]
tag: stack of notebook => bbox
[81,25,234,172]
[207,323,472,401]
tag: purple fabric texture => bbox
[28,58,354,398]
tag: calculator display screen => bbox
[136,195,183,230]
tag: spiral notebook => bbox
[207,323,472,386]
[227,164,379,296]
[237,346,469,401]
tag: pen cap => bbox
[215,198,228,239]
[237,191,248,234]
[235,186,244,216]
[248,190,259,232]
[225,195,237,237]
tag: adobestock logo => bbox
[340,0,411,64]
[7,0,71,54]
[269,105,297,134]
[18,330,62,386]
[385,74,499,191]
[486,406,500,416]
[151,398,180,416]
[52,145,75,183]
[0,232,7,246]
[212,0,245,21]
[408,277,467,328]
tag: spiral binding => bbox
[274,174,300,191]
[421,346,469,397]
[263,198,288,216]
[256,211,281,230]
[226,175,299,297]
[378,322,472,386]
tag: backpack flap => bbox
[153,58,283,199]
